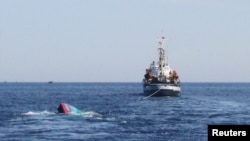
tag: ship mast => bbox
[158,36,166,80]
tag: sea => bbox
[0,82,250,141]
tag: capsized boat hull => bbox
[57,102,82,114]
[143,84,181,96]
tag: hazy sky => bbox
[1,0,249,82]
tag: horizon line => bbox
[1,81,250,83]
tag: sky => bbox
[0,0,250,82]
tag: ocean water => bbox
[0,82,250,141]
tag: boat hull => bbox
[143,84,181,96]
[57,102,82,114]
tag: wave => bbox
[82,111,102,118]
[22,110,56,115]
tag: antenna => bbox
[166,38,169,65]
[163,35,169,65]
[158,36,165,64]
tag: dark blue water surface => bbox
[0,82,250,141]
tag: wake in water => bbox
[21,110,103,119]
[22,110,56,115]
[82,111,102,118]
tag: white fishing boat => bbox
[142,36,181,96]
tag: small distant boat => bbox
[48,81,53,84]
[142,36,181,97]
[57,102,83,114]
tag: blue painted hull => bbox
[144,89,180,96]
[143,83,181,97]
